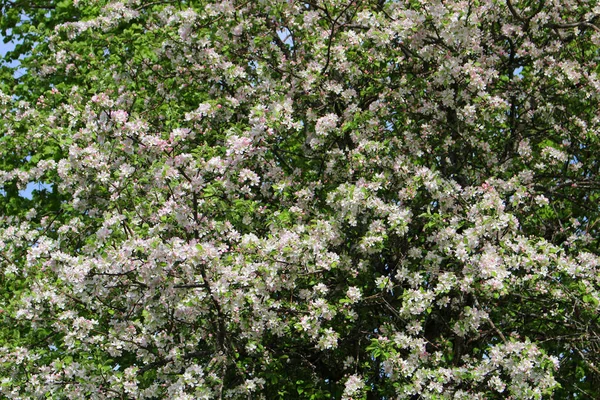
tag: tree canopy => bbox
[1,0,600,398]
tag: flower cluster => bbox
[1,0,599,398]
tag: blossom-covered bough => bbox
[1,0,599,398]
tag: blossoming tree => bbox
[1,0,600,398]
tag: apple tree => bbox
[1,0,600,398]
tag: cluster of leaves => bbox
[1,0,600,398]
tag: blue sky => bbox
[0,39,11,56]
[1,34,51,200]
[0,34,19,66]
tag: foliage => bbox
[1,0,600,398]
